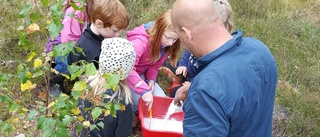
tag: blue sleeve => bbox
[178,50,191,67]
[183,89,229,136]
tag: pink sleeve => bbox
[126,38,151,95]
[61,7,87,43]
[145,54,167,81]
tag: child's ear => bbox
[94,19,104,28]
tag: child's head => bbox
[213,0,233,32]
[89,0,130,38]
[147,9,181,67]
[99,38,136,80]
[80,38,135,105]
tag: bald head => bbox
[172,0,221,31]
[172,0,233,58]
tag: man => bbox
[171,0,278,136]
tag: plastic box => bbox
[138,96,184,137]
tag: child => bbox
[168,0,234,97]
[46,0,90,53]
[79,37,136,136]
[126,9,181,115]
[47,0,91,96]
[49,0,130,97]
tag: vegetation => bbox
[0,0,319,136]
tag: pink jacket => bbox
[61,5,88,43]
[126,24,167,95]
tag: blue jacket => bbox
[178,50,197,82]
[183,30,278,137]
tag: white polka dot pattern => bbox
[99,37,136,80]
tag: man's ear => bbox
[94,19,104,28]
[182,27,192,41]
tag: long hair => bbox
[214,0,233,32]
[147,9,181,67]
[89,0,130,29]
[79,72,132,105]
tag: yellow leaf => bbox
[83,121,90,127]
[25,23,40,34]
[34,58,42,68]
[12,118,19,123]
[21,80,32,91]
[61,73,70,79]
[48,102,55,109]
[77,116,84,122]
[27,52,36,62]
[104,110,110,116]
[22,108,29,112]
[29,83,37,90]
[71,108,81,115]
[121,104,126,111]
[27,71,32,78]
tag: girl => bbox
[126,9,181,115]
[79,37,136,137]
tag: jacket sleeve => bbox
[125,38,151,95]
[183,88,229,136]
[61,8,86,43]
[178,50,191,67]
[145,55,166,81]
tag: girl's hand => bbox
[142,91,153,111]
[176,66,188,77]
[148,80,155,93]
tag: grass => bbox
[0,0,319,136]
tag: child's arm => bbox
[176,50,191,77]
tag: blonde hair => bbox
[79,72,132,105]
[147,9,181,67]
[89,0,130,29]
[213,0,233,32]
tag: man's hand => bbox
[176,66,188,77]
[141,91,153,111]
[174,82,191,107]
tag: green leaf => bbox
[18,32,28,50]
[103,74,120,91]
[62,115,73,125]
[27,110,38,120]
[56,94,70,108]
[97,122,104,129]
[91,107,102,121]
[42,128,54,137]
[40,0,49,7]
[90,124,97,131]
[37,115,46,129]
[9,101,20,112]
[48,23,63,40]
[56,127,69,137]
[1,123,14,133]
[69,3,84,11]
[19,5,32,18]
[33,70,43,78]
[76,124,83,134]
[29,13,39,22]
[84,63,97,76]
[0,95,9,102]
[71,90,82,100]
[53,42,76,60]
[68,65,84,81]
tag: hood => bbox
[126,24,149,44]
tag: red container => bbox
[138,96,184,137]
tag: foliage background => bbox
[0,0,319,136]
